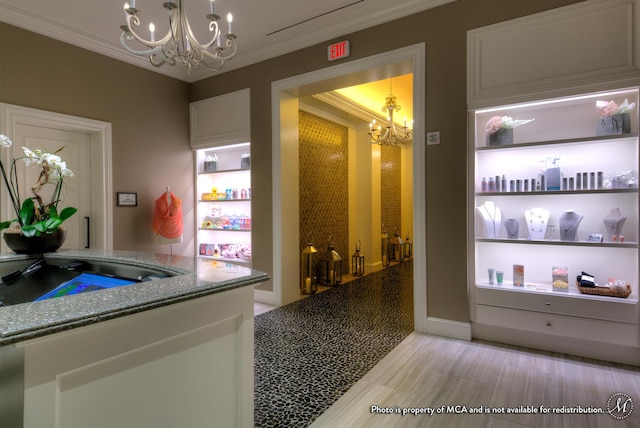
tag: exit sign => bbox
[328,40,350,61]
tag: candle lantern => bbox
[320,236,342,286]
[351,239,365,276]
[405,231,413,258]
[390,227,406,262]
[381,226,391,267]
[301,238,318,295]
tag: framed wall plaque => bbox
[117,192,137,207]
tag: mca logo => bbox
[607,393,633,420]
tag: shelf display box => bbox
[546,167,561,191]
[486,128,513,146]
[204,161,218,172]
[513,264,524,287]
[597,113,630,136]
[241,154,251,169]
[552,266,569,292]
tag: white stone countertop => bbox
[0,249,269,346]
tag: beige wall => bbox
[0,0,586,324]
[190,0,585,322]
[0,23,193,255]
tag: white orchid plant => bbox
[485,115,535,135]
[0,134,77,237]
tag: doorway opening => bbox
[298,73,414,297]
[271,43,427,331]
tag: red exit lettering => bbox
[328,40,350,61]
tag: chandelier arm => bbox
[180,2,227,56]
[122,13,176,50]
[200,38,237,62]
[120,32,165,57]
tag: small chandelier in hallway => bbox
[119,0,238,73]
[368,79,413,145]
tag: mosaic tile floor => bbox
[254,260,414,427]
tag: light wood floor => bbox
[308,332,640,428]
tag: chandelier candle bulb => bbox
[210,0,215,15]
[227,13,233,34]
[149,23,155,42]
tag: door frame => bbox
[270,43,427,332]
[0,103,113,251]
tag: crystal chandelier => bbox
[368,79,413,145]
[120,0,238,73]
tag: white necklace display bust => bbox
[559,209,583,241]
[603,207,627,242]
[524,208,549,240]
[476,201,502,238]
[504,218,519,239]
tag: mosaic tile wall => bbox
[381,145,402,236]
[299,111,349,278]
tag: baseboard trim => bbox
[425,317,472,341]
[254,288,276,306]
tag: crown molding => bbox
[0,0,456,82]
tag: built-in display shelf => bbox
[475,237,637,248]
[199,228,251,232]
[195,144,251,267]
[477,283,638,303]
[199,199,251,203]
[476,133,638,151]
[477,188,637,197]
[470,87,640,361]
[199,168,250,175]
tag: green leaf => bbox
[45,218,63,232]
[0,220,15,231]
[59,207,77,222]
[19,198,34,226]
[21,224,37,237]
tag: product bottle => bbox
[488,177,495,192]
[501,175,507,193]
[546,154,561,191]
[481,177,487,192]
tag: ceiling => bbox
[0,0,438,119]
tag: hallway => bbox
[254,261,414,427]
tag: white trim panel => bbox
[468,0,640,107]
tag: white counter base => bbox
[18,284,254,427]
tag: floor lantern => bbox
[301,236,318,295]
[381,226,391,267]
[351,239,365,276]
[405,231,413,258]
[390,227,406,262]
[321,236,342,286]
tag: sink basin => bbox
[0,258,174,306]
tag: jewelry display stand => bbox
[476,201,502,238]
[603,207,627,242]
[524,208,549,240]
[504,218,519,239]
[559,210,583,241]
